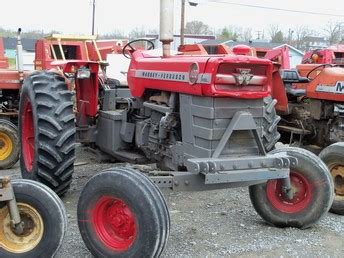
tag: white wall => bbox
[16,51,34,70]
[289,49,303,68]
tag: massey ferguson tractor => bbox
[0,177,67,256]
[17,0,334,256]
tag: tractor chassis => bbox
[129,111,294,192]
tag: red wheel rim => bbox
[92,196,137,251]
[266,171,312,213]
[21,100,35,172]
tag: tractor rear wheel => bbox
[249,147,333,228]
[19,71,76,196]
[261,96,281,151]
[77,168,170,257]
[0,179,67,257]
[319,142,344,215]
[0,119,19,169]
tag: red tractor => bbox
[0,31,127,169]
[302,45,344,66]
[179,43,344,215]
[18,0,333,256]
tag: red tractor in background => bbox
[302,45,344,65]
[0,39,8,69]
[17,0,333,256]
[0,30,127,169]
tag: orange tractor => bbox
[270,47,344,215]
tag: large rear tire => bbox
[262,96,281,151]
[0,179,67,257]
[249,147,333,228]
[0,119,19,169]
[19,71,76,196]
[77,168,170,257]
[319,142,344,215]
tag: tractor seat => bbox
[280,69,310,83]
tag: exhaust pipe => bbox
[16,28,24,81]
[160,0,174,57]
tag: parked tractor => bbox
[270,46,344,215]
[302,45,344,66]
[179,42,344,216]
[0,30,126,170]
[0,177,67,256]
[17,0,334,256]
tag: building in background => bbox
[301,36,329,50]
[2,37,36,70]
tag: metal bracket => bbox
[0,177,23,233]
[212,111,266,158]
[0,177,15,202]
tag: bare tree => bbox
[242,28,253,41]
[324,21,343,44]
[293,25,312,49]
[268,24,280,41]
[128,27,147,40]
[99,30,126,39]
[184,20,212,35]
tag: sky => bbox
[1,0,344,37]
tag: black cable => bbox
[208,0,344,17]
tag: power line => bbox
[207,0,344,17]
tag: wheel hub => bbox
[330,165,344,199]
[0,203,44,253]
[0,132,13,161]
[92,196,137,251]
[266,171,312,213]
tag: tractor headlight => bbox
[77,67,91,79]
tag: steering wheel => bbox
[306,64,335,79]
[122,39,155,59]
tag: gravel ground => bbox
[1,144,344,257]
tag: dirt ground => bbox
[2,144,344,257]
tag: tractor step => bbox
[113,150,148,163]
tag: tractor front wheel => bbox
[319,142,344,215]
[0,179,67,257]
[77,168,170,257]
[249,147,333,228]
[19,71,76,196]
[0,119,19,169]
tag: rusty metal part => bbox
[330,165,344,200]
[0,177,23,234]
[0,202,44,254]
[281,177,293,200]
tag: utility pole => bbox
[92,0,96,35]
[180,0,186,45]
[180,1,198,46]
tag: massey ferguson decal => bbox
[135,69,212,84]
[316,81,344,94]
[233,68,254,86]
